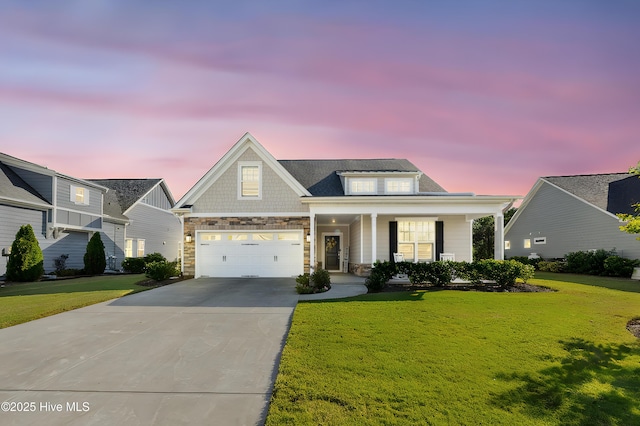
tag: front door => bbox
[324,235,341,271]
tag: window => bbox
[398,220,435,262]
[201,234,221,241]
[227,234,248,241]
[125,239,133,257]
[137,239,145,257]
[278,233,300,241]
[385,178,412,194]
[239,162,261,199]
[505,241,511,250]
[70,185,89,205]
[252,233,273,241]
[349,179,377,194]
[524,239,531,249]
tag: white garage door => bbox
[196,231,304,278]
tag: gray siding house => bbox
[89,179,182,269]
[1,153,108,275]
[504,173,640,260]
[173,133,519,278]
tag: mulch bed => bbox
[381,282,555,293]
[627,319,640,338]
[136,276,190,287]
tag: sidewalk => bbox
[298,274,368,301]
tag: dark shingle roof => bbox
[0,162,50,206]
[278,159,446,196]
[544,173,639,214]
[88,179,161,213]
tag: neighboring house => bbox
[0,153,108,275]
[504,173,640,260]
[88,179,182,269]
[172,133,518,278]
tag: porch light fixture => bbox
[306,233,311,242]
[185,233,192,243]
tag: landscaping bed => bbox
[382,281,554,293]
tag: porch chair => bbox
[440,253,455,261]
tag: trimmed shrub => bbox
[365,269,388,292]
[53,254,69,273]
[145,261,179,281]
[295,273,310,286]
[6,224,45,282]
[603,256,640,278]
[508,256,543,270]
[477,259,533,287]
[84,232,106,275]
[144,252,166,263]
[373,260,397,282]
[424,261,454,287]
[538,261,566,273]
[311,268,331,290]
[55,268,85,277]
[565,249,613,276]
[452,261,483,285]
[121,257,146,274]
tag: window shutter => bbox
[389,221,398,263]
[435,221,444,260]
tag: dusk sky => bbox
[1,1,639,200]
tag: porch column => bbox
[371,213,377,266]
[494,212,504,260]
[310,212,316,272]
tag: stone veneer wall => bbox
[349,263,372,277]
[183,216,310,277]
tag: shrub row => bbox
[508,249,639,278]
[121,252,180,281]
[366,259,535,292]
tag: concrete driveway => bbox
[0,278,299,426]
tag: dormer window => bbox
[70,185,89,205]
[238,162,262,199]
[385,178,412,194]
[349,179,377,195]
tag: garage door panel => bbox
[196,231,303,278]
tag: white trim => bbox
[321,231,343,272]
[0,196,51,210]
[384,178,413,194]
[123,179,176,215]
[180,212,311,218]
[56,206,102,216]
[237,161,263,200]
[371,213,377,265]
[533,237,547,244]
[175,132,311,206]
[360,214,364,264]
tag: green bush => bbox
[365,269,388,292]
[565,249,613,275]
[55,268,85,277]
[145,260,179,281]
[295,282,316,294]
[452,261,483,285]
[538,260,566,273]
[373,260,397,282]
[144,252,166,263]
[84,232,106,275]
[6,224,45,282]
[508,256,543,270]
[295,273,310,286]
[311,268,331,290]
[121,257,146,274]
[477,259,533,287]
[603,256,640,277]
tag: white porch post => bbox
[494,212,504,260]
[310,212,316,272]
[371,213,377,266]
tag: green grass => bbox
[0,274,149,328]
[267,272,640,425]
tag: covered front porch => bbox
[304,195,517,276]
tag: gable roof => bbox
[176,133,312,207]
[506,172,639,234]
[0,162,51,209]
[543,173,638,214]
[88,179,162,211]
[278,159,447,196]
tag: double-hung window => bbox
[125,239,133,257]
[238,162,262,199]
[398,220,435,262]
[349,179,376,195]
[70,185,89,205]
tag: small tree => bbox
[6,224,44,282]
[84,232,106,275]
[617,161,640,240]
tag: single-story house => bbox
[504,173,640,260]
[172,133,519,278]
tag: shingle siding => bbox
[192,148,308,213]
[505,182,640,259]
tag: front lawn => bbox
[267,272,640,425]
[0,274,148,328]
